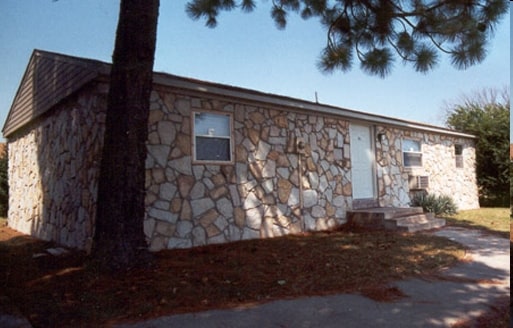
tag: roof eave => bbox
[152,73,476,139]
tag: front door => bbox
[349,124,376,200]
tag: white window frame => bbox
[402,139,422,167]
[192,110,234,164]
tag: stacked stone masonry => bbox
[7,82,479,251]
[8,83,106,250]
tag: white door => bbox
[350,124,375,199]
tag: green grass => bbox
[442,207,509,238]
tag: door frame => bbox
[349,123,378,209]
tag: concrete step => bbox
[348,207,424,220]
[395,217,446,233]
[388,212,435,225]
[347,207,445,232]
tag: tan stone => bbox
[175,134,191,155]
[234,105,245,121]
[276,154,290,167]
[326,203,335,217]
[253,186,265,200]
[325,152,334,163]
[306,157,316,171]
[268,109,279,117]
[149,235,168,251]
[320,138,328,150]
[342,182,352,196]
[326,170,333,181]
[289,221,302,234]
[177,175,195,198]
[145,192,157,206]
[152,168,166,184]
[155,221,176,237]
[249,111,265,124]
[170,198,182,213]
[235,145,248,163]
[286,137,296,153]
[275,215,291,227]
[277,179,292,203]
[248,128,260,146]
[234,207,245,228]
[262,194,275,205]
[148,110,164,125]
[274,115,288,128]
[162,93,175,113]
[210,186,228,200]
[169,147,182,159]
[212,173,226,186]
[181,200,192,220]
[221,165,236,184]
[334,182,343,195]
[260,217,273,238]
[249,161,264,179]
[260,127,269,142]
[199,208,218,227]
[206,224,221,237]
[267,150,280,161]
[304,144,312,156]
[148,131,160,145]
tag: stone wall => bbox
[375,126,479,210]
[7,80,478,251]
[144,88,353,250]
[405,130,479,210]
[7,82,106,250]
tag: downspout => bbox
[297,137,306,231]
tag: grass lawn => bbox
[0,218,467,327]
[442,207,510,239]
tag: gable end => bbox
[2,50,104,137]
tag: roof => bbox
[3,49,476,139]
[2,50,109,137]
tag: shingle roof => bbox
[2,50,108,137]
[3,49,475,139]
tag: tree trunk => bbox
[93,0,160,271]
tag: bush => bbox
[411,192,458,216]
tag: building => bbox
[3,50,479,251]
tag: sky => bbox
[0,1,510,140]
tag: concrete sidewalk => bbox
[116,227,510,328]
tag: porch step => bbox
[347,207,445,233]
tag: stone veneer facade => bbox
[7,81,479,251]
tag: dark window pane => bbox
[455,155,463,168]
[404,153,422,167]
[196,137,230,161]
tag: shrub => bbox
[411,192,458,216]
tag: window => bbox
[193,111,233,163]
[455,144,463,168]
[402,139,422,167]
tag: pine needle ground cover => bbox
[1,219,465,327]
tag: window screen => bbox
[402,139,422,167]
[455,144,463,168]
[193,112,232,162]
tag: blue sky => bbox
[0,1,510,139]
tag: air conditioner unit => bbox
[408,175,429,190]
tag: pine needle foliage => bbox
[186,0,508,77]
